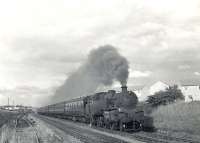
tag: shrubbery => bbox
[146,85,184,107]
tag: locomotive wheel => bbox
[133,121,142,131]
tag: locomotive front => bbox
[85,85,144,131]
[104,86,143,131]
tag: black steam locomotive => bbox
[38,86,153,131]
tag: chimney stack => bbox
[121,86,128,94]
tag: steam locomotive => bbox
[38,86,153,131]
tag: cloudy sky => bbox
[0,0,200,106]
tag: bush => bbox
[146,85,184,107]
[0,110,18,127]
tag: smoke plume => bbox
[52,45,129,102]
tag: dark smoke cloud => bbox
[52,45,129,102]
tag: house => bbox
[131,81,169,101]
[179,84,200,102]
[149,81,169,95]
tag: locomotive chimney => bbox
[121,86,128,94]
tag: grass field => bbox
[151,101,200,135]
[0,110,18,127]
[0,110,19,142]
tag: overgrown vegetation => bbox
[146,85,185,107]
[151,101,200,135]
[0,110,19,142]
[0,110,18,127]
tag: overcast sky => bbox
[0,0,200,106]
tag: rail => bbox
[24,117,40,143]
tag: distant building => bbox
[149,81,169,95]
[179,84,200,102]
[131,81,169,101]
[0,105,33,112]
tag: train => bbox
[38,86,154,132]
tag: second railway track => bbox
[14,115,41,143]
[24,117,40,143]
[39,115,129,143]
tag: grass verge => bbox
[151,101,200,135]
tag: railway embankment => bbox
[151,101,200,141]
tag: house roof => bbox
[151,81,169,87]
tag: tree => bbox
[146,85,185,107]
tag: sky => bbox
[0,0,200,106]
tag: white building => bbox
[179,84,200,102]
[149,81,169,95]
[131,81,169,101]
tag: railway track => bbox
[38,115,129,143]
[14,115,40,143]
[37,114,200,143]
[24,117,40,143]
